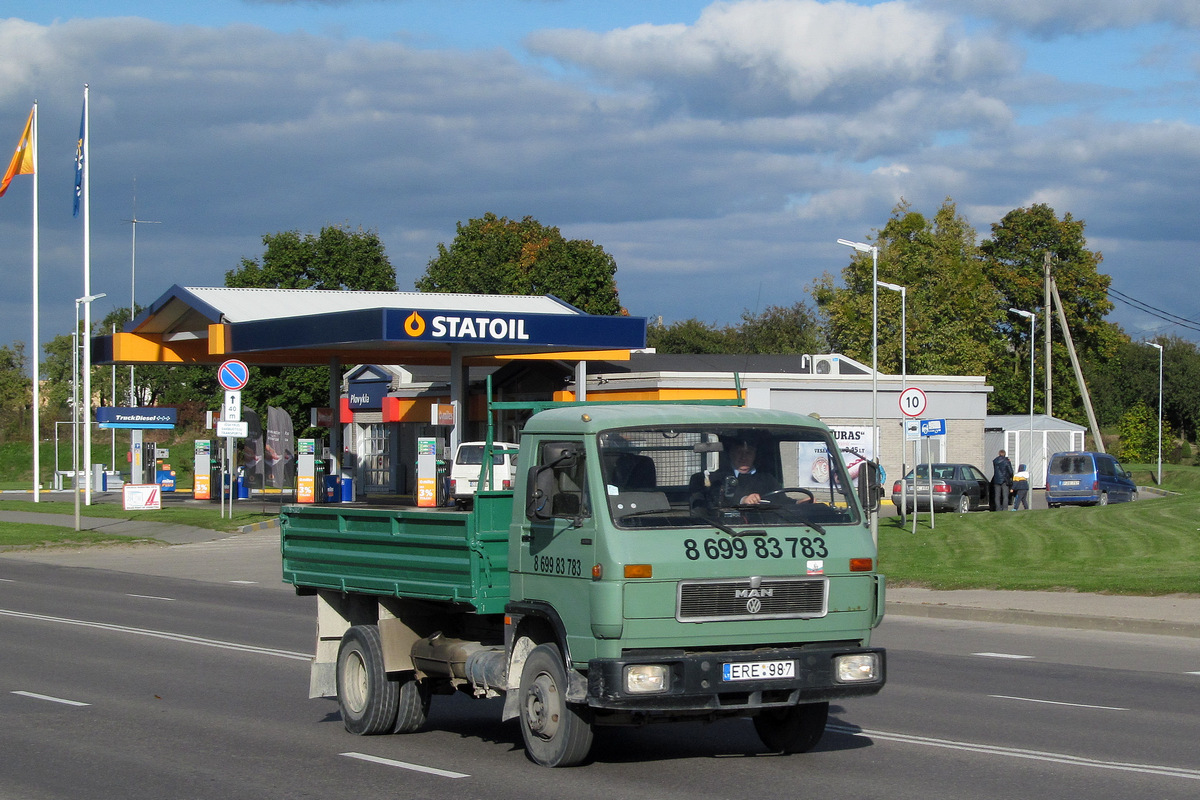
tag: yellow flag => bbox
[0,107,35,198]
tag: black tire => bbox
[956,493,971,514]
[753,701,829,754]
[1130,490,1139,503]
[336,625,399,735]
[1098,492,1109,506]
[392,672,431,734]
[518,643,594,767]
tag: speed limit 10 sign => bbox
[899,387,927,417]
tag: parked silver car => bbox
[891,463,989,513]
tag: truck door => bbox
[518,439,595,643]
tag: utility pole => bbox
[1044,251,1053,418]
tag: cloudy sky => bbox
[1,0,1198,362]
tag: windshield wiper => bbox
[616,508,747,538]
[740,502,828,536]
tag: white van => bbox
[449,441,519,506]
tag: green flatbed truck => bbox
[281,401,886,766]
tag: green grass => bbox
[0,521,158,549]
[880,490,1200,595]
[0,500,278,549]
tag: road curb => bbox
[886,600,1200,639]
[237,518,280,534]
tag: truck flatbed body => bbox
[281,492,512,613]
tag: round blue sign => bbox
[218,359,249,391]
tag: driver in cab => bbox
[691,439,783,509]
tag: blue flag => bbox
[73,101,84,217]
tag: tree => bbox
[732,303,826,354]
[980,204,1119,423]
[1115,401,1159,463]
[227,225,397,291]
[226,225,399,428]
[416,213,622,315]
[813,199,1003,388]
[0,342,29,436]
[40,334,74,416]
[647,317,733,354]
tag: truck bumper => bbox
[585,645,884,714]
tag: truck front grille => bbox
[676,577,828,622]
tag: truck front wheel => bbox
[336,625,399,735]
[753,701,829,754]
[518,643,594,767]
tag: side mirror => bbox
[857,461,882,514]
[526,465,555,520]
[525,442,582,522]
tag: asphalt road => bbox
[2,554,1199,799]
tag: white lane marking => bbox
[989,694,1128,711]
[973,652,1034,659]
[126,593,174,601]
[1187,671,1200,676]
[12,691,90,707]
[342,752,469,779]
[0,578,15,582]
[0,608,311,661]
[228,580,258,585]
[829,725,1200,780]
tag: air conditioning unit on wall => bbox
[812,356,836,375]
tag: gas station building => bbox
[95,286,992,499]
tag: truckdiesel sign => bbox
[96,407,177,429]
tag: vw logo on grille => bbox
[746,598,762,613]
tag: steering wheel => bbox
[761,487,815,503]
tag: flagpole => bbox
[31,102,40,502]
[82,84,93,506]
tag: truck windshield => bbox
[598,425,860,530]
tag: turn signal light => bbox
[624,564,653,578]
[849,558,873,572]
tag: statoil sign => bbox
[387,309,644,348]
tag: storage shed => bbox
[984,415,1086,489]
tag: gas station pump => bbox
[416,436,439,507]
[297,438,325,504]
[194,440,213,500]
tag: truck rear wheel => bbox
[392,672,431,734]
[518,643,594,767]
[753,701,829,754]
[336,625,399,735]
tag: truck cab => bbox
[508,404,884,763]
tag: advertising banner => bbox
[795,426,876,489]
[265,406,295,489]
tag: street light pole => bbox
[838,239,880,459]
[878,281,906,516]
[1010,308,1036,481]
[1145,341,1163,485]
[73,293,106,530]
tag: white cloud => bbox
[526,0,1019,117]
[920,0,1200,36]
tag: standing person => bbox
[991,449,1013,511]
[1010,463,1030,510]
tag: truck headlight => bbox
[834,653,879,682]
[624,664,668,694]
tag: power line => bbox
[1107,288,1200,334]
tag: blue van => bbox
[1045,451,1138,507]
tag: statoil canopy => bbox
[91,286,646,367]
